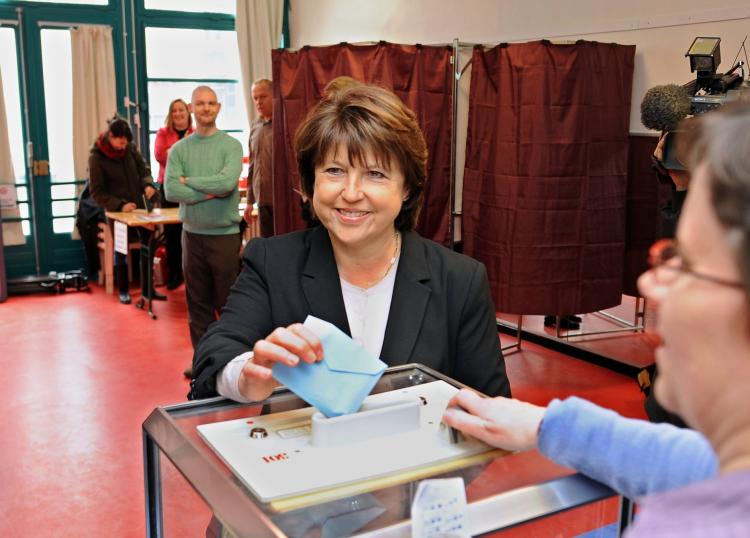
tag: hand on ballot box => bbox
[238,316,387,417]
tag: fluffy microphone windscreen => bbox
[640,84,692,131]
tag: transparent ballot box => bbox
[143,364,631,537]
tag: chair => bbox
[96,221,140,294]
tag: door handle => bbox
[32,160,49,176]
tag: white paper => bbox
[114,220,128,255]
[0,184,17,209]
[411,477,470,538]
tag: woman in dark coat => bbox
[89,117,160,304]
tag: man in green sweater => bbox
[165,85,243,369]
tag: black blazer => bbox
[190,226,511,399]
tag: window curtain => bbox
[71,25,116,189]
[235,0,284,125]
[0,66,24,246]
[462,40,635,315]
[272,42,454,244]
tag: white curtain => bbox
[0,66,25,246]
[236,0,284,125]
[71,25,117,185]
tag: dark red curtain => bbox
[271,42,453,244]
[623,135,675,297]
[462,40,635,315]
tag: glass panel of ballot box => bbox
[143,364,629,537]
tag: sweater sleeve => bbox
[538,397,718,500]
[184,138,243,196]
[164,144,211,204]
[153,128,169,167]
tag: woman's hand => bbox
[144,185,157,199]
[442,389,546,452]
[238,323,324,401]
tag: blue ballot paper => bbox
[272,316,387,417]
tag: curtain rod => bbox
[282,39,469,52]
[36,21,79,28]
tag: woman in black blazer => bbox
[190,84,511,401]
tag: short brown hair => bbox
[164,98,192,131]
[294,84,428,230]
[322,76,361,98]
[678,102,750,298]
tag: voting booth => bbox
[143,365,630,537]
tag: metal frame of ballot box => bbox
[143,364,633,537]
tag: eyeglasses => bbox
[648,238,745,289]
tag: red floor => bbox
[0,284,649,537]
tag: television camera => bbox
[641,36,749,170]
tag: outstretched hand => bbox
[442,389,546,452]
[238,323,324,401]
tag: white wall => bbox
[289,0,750,234]
[290,0,750,133]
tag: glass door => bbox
[1,6,112,278]
[0,22,37,277]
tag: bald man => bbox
[165,86,243,370]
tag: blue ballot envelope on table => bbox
[272,316,387,417]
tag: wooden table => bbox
[101,208,181,318]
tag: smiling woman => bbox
[190,83,512,403]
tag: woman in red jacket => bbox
[154,98,193,289]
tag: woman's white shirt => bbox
[216,256,400,402]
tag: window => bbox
[22,0,108,4]
[41,28,77,234]
[143,0,235,14]
[144,27,249,169]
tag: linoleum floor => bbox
[0,284,650,537]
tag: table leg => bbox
[103,221,114,295]
[135,232,158,319]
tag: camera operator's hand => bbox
[670,170,690,190]
[654,133,666,162]
[654,134,690,191]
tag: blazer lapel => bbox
[301,227,351,335]
[380,231,431,364]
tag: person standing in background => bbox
[89,116,162,305]
[244,78,274,237]
[165,86,243,377]
[154,98,193,290]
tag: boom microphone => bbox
[640,84,692,131]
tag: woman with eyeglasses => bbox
[444,103,750,536]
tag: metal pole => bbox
[129,0,141,148]
[449,38,459,249]
[120,0,131,125]
[16,7,41,275]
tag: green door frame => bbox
[1,1,128,278]
[1,0,290,279]
[130,1,235,155]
